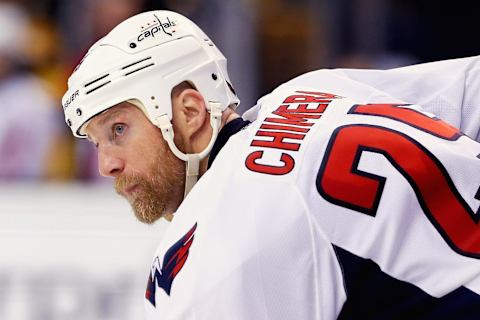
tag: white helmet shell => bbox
[62,10,239,137]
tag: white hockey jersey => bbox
[144,59,480,319]
[283,55,480,142]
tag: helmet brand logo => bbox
[63,90,79,109]
[136,15,176,44]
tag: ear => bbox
[171,88,209,144]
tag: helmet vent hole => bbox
[124,62,155,76]
[84,74,109,88]
[85,81,111,95]
[121,56,152,70]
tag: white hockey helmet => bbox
[62,10,239,195]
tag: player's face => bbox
[84,102,185,223]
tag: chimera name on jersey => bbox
[246,91,340,175]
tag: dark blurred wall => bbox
[389,0,480,62]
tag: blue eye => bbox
[114,123,125,136]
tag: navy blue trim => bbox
[207,117,250,168]
[475,187,480,216]
[334,246,479,319]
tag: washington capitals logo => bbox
[154,14,176,36]
[145,223,197,307]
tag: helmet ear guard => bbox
[62,10,240,196]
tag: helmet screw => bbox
[129,42,137,49]
[76,108,82,116]
[211,73,218,80]
[67,119,72,127]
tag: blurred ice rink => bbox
[0,183,169,320]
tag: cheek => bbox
[125,127,163,167]
[139,139,172,173]
[134,146,160,174]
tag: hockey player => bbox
[62,10,480,319]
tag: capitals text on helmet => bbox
[137,16,176,43]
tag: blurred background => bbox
[0,0,478,319]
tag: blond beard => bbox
[114,145,185,224]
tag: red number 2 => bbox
[316,104,480,258]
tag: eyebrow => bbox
[85,108,123,143]
[98,108,124,127]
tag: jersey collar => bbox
[207,117,250,168]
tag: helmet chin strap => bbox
[155,102,222,198]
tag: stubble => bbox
[114,145,185,224]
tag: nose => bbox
[98,145,124,178]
